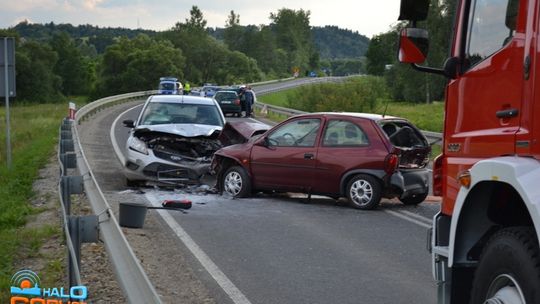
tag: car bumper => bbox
[389,168,430,198]
[219,104,242,113]
[124,148,210,184]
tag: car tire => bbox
[222,166,251,198]
[346,174,382,210]
[470,227,540,304]
[399,192,428,205]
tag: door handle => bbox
[304,153,315,160]
[496,108,519,119]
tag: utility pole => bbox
[1,37,16,169]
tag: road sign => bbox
[0,37,16,97]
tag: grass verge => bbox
[0,102,69,301]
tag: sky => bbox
[0,0,402,38]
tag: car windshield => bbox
[140,102,224,126]
[159,82,176,90]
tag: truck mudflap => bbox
[430,212,452,304]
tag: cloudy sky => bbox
[0,0,401,38]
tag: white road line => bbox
[395,209,432,224]
[110,104,144,166]
[384,209,432,229]
[145,192,253,304]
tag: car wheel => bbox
[399,192,428,205]
[346,174,382,210]
[223,166,251,198]
[470,227,540,304]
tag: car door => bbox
[313,118,388,194]
[250,117,321,191]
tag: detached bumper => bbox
[389,168,430,198]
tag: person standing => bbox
[183,82,191,95]
[244,86,254,118]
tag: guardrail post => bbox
[60,139,74,154]
[68,215,98,288]
[61,176,83,215]
[60,152,77,169]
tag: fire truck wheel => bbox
[223,166,252,198]
[470,227,540,304]
[346,174,382,210]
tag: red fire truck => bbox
[398,0,540,303]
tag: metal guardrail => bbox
[72,91,162,303]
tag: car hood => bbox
[218,121,269,146]
[134,123,222,138]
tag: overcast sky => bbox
[1,0,402,38]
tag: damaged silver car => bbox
[122,95,226,186]
[122,94,269,187]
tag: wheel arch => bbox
[448,157,540,268]
[213,155,250,192]
[340,169,385,196]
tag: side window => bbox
[465,0,520,68]
[322,120,369,147]
[267,118,320,147]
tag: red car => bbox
[211,113,431,210]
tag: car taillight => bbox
[234,99,240,105]
[432,154,443,196]
[384,153,399,175]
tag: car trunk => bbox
[379,120,431,168]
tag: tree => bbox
[223,10,244,52]
[50,32,93,95]
[95,34,185,97]
[269,8,314,72]
[16,41,62,102]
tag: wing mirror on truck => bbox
[397,0,459,79]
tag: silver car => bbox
[122,95,226,186]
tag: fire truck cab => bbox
[398,0,540,303]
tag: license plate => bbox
[221,100,231,104]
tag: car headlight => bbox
[128,136,149,155]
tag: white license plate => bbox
[221,101,231,104]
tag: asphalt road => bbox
[79,96,440,304]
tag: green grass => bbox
[0,102,68,301]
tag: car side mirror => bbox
[398,28,429,64]
[255,136,272,148]
[123,119,135,128]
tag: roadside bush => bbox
[287,76,390,113]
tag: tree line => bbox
[1,6,368,103]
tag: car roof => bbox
[147,94,215,105]
[294,112,402,122]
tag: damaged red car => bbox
[211,112,431,210]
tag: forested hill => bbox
[13,21,368,59]
[312,26,370,59]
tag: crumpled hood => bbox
[135,123,222,138]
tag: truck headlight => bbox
[128,136,148,155]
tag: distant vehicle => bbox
[200,85,221,98]
[158,77,180,95]
[212,112,431,210]
[213,90,242,117]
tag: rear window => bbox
[379,121,427,148]
[215,92,237,101]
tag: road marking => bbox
[384,209,432,229]
[396,209,432,225]
[110,104,144,166]
[145,192,253,304]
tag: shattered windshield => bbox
[140,102,224,126]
